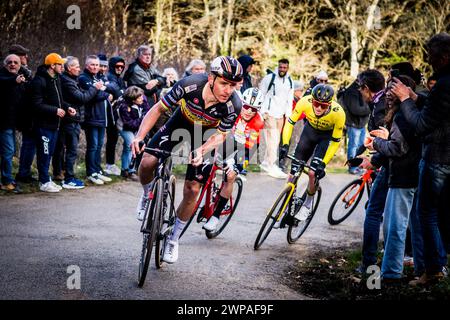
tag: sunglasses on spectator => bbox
[6,61,20,65]
[242,104,258,112]
[317,79,328,83]
[115,65,125,69]
[312,99,331,110]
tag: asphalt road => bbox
[0,172,367,300]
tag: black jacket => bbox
[30,65,68,130]
[106,56,126,101]
[0,67,27,130]
[373,110,421,188]
[237,55,254,93]
[340,81,370,128]
[400,65,450,165]
[60,72,98,124]
[123,59,165,106]
[368,93,386,132]
[78,69,111,128]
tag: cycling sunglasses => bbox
[115,64,125,69]
[312,99,331,110]
[242,104,258,112]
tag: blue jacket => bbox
[79,69,111,127]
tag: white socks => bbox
[170,217,187,242]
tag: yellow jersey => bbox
[282,95,346,164]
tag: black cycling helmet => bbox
[311,84,334,103]
[210,56,243,83]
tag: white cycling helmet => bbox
[242,87,264,111]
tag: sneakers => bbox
[1,182,22,193]
[295,205,311,221]
[53,172,65,181]
[203,216,220,231]
[409,270,447,286]
[96,172,112,182]
[162,240,179,264]
[39,181,61,193]
[87,174,104,185]
[62,178,85,189]
[104,164,121,176]
[121,170,139,182]
[267,165,288,179]
[259,162,270,173]
[136,191,148,221]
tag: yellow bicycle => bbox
[254,155,322,250]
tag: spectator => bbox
[162,67,179,89]
[355,69,389,273]
[123,45,166,107]
[79,55,113,185]
[31,53,74,193]
[339,80,371,174]
[303,70,328,97]
[59,56,101,189]
[259,58,293,179]
[103,56,127,177]
[366,75,424,282]
[0,54,27,192]
[390,33,450,286]
[293,80,305,106]
[116,86,150,180]
[426,75,437,92]
[8,45,36,184]
[183,59,207,78]
[237,55,256,93]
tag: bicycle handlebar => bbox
[287,154,317,172]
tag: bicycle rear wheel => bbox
[138,178,163,287]
[327,179,364,225]
[205,176,243,239]
[155,175,176,269]
[254,185,293,250]
[287,186,322,243]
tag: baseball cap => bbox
[45,53,65,65]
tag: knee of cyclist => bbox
[184,182,201,197]
[226,171,237,181]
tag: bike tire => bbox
[155,175,176,269]
[254,185,293,250]
[138,178,163,287]
[327,179,364,225]
[287,186,322,243]
[205,176,243,239]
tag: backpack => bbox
[267,73,293,96]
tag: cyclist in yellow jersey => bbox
[279,84,346,221]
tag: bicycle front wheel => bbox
[254,185,293,250]
[327,179,364,225]
[287,186,322,243]
[205,176,243,239]
[138,178,163,287]
[155,175,176,269]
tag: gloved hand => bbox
[310,157,326,179]
[279,144,289,160]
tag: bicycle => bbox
[137,147,180,288]
[327,158,378,226]
[254,155,322,250]
[179,152,244,240]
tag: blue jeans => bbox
[347,126,366,169]
[417,159,450,274]
[119,130,135,172]
[0,129,16,184]
[34,127,58,184]
[362,166,389,267]
[381,187,417,279]
[17,130,36,179]
[85,126,105,176]
[409,194,425,276]
[61,123,81,180]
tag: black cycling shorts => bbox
[293,121,332,164]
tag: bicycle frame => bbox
[193,162,235,220]
[340,168,374,209]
